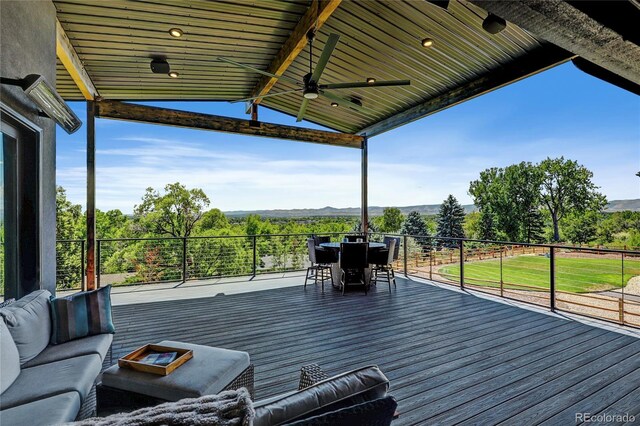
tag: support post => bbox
[550,246,556,311]
[500,247,504,298]
[86,101,96,290]
[361,136,368,235]
[80,240,85,291]
[96,240,101,289]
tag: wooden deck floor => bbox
[110,278,640,425]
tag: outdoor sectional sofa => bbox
[0,290,113,425]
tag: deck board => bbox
[110,278,640,425]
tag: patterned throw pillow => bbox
[50,285,115,344]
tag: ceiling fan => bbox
[218,30,410,122]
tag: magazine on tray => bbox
[138,351,178,366]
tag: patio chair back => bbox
[345,235,365,243]
[313,235,331,245]
[307,239,317,263]
[385,239,396,265]
[383,236,401,261]
[340,242,368,270]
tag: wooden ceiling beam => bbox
[358,44,575,137]
[56,19,99,100]
[95,100,363,148]
[247,0,342,110]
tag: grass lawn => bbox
[440,255,640,293]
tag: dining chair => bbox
[304,238,335,292]
[339,242,369,295]
[313,235,331,245]
[383,236,401,261]
[371,239,397,291]
[345,235,366,243]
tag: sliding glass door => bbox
[1,128,17,298]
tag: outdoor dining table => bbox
[319,242,387,290]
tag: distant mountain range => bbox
[224,199,640,218]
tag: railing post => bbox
[550,246,556,311]
[252,235,257,277]
[459,239,464,289]
[403,235,408,276]
[620,253,625,324]
[500,247,504,297]
[182,237,188,282]
[80,240,86,291]
[96,240,101,289]
[429,241,433,281]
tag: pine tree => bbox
[401,211,430,247]
[478,209,497,241]
[436,195,466,247]
[522,206,545,243]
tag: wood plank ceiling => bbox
[54,0,547,134]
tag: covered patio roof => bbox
[51,0,610,136]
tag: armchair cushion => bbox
[253,365,389,426]
[0,290,52,364]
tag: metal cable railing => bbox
[54,232,640,329]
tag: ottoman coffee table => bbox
[97,340,254,416]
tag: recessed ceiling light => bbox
[168,71,179,78]
[366,77,376,84]
[169,28,183,38]
[421,38,434,48]
[331,102,339,107]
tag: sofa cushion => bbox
[0,318,20,393]
[0,391,81,426]
[253,365,389,426]
[50,285,115,344]
[0,353,101,409]
[101,340,250,401]
[0,290,52,364]
[22,333,113,368]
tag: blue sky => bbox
[57,62,640,213]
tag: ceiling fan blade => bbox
[320,80,411,90]
[217,57,299,84]
[230,89,303,103]
[311,33,340,83]
[320,91,372,114]
[296,98,310,122]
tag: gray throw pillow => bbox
[0,290,52,364]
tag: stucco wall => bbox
[1,0,57,295]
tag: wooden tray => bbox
[118,344,193,376]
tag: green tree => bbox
[56,186,83,239]
[96,209,129,239]
[401,211,430,246]
[469,162,543,242]
[436,195,465,246]
[55,187,84,289]
[379,207,404,233]
[539,157,607,242]
[562,210,600,244]
[196,208,229,232]
[134,182,210,238]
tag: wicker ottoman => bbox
[97,340,254,416]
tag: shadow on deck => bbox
[110,276,640,425]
